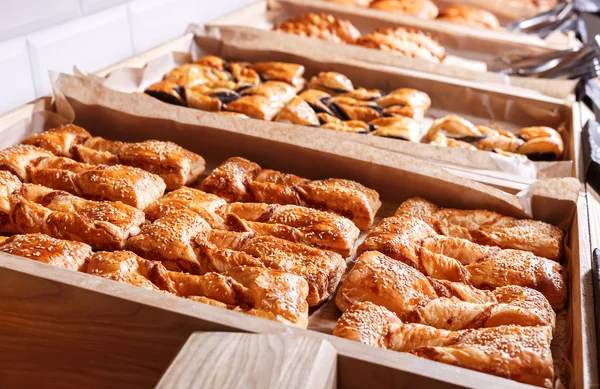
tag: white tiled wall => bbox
[0,0,256,114]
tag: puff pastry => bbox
[26,156,166,209]
[224,95,285,120]
[0,144,55,182]
[437,5,500,30]
[201,157,381,229]
[369,116,421,141]
[201,232,346,306]
[369,0,439,19]
[375,88,431,120]
[425,116,564,161]
[358,214,566,309]
[145,186,226,228]
[274,97,320,126]
[251,62,306,90]
[336,250,555,330]
[240,81,297,104]
[164,64,232,88]
[0,233,92,271]
[10,183,145,250]
[308,72,354,95]
[355,27,446,63]
[219,202,360,256]
[333,302,554,388]
[0,170,22,232]
[87,251,310,328]
[23,126,206,190]
[274,12,361,44]
[396,197,565,261]
[145,80,186,106]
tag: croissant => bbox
[22,125,206,190]
[358,214,566,309]
[87,251,309,328]
[219,202,360,256]
[396,197,564,261]
[333,302,554,388]
[201,157,381,229]
[336,251,555,330]
[9,182,145,250]
[0,233,92,271]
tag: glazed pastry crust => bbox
[0,171,22,232]
[10,183,145,250]
[201,157,382,229]
[333,302,554,388]
[21,124,91,159]
[336,250,555,330]
[0,144,55,182]
[0,233,92,271]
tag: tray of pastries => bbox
[0,115,584,388]
[143,54,565,163]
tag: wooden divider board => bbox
[156,333,337,389]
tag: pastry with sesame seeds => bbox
[27,157,166,210]
[336,251,555,330]
[0,171,22,233]
[0,233,92,271]
[0,144,55,182]
[87,251,309,328]
[9,184,145,250]
[201,157,381,229]
[333,302,554,388]
[396,197,565,261]
[22,125,206,190]
[220,202,360,257]
[359,214,566,310]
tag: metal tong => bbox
[488,34,600,79]
[507,2,578,38]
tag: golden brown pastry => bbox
[0,144,55,182]
[333,302,554,388]
[324,0,373,7]
[396,197,565,261]
[425,114,482,142]
[164,64,232,88]
[516,126,564,161]
[194,55,228,71]
[355,27,446,63]
[21,125,91,159]
[203,232,346,306]
[299,89,334,115]
[274,97,320,126]
[126,209,212,272]
[184,88,224,112]
[369,0,439,19]
[201,157,382,229]
[369,116,421,142]
[0,233,92,271]
[145,186,226,228]
[0,170,22,232]
[251,62,306,90]
[75,137,205,190]
[336,251,555,330]
[341,88,384,101]
[437,6,501,30]
[219,202,360,257]
[308,72,354,95]
[320,120,371,134]
[145,80,185,106]
[240,81,297,104]
[224,95,284,121]
[375,88,431,120]
[328,99,381,122]
[87,250,310,328]
[274,13,361,44]
[472,126,524,153]
[10,183,145,250]
[26,156,165,209]
[358,213,566,309]
[429,132,478,150]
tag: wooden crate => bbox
[0,97,596,389]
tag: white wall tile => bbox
[80,0,128,14]
[28,5,133,96]
[128,0,255,53]
[0,38,36,113]
[0,0,81,42]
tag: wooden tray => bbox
[0,97,596,389]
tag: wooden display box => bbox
[0,95,596,389]
[59,29,583,185]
